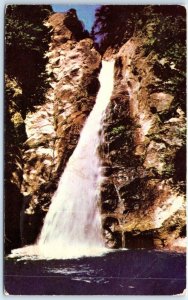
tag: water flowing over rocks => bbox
[36,60,114,259]
[100,37,186,251]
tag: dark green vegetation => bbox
[5,5,53,114]
[5,5,53,253]
[142,6,186,114]
[92,5,186,113]
[91,5,143,53]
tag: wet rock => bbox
[100,182,118,213]
[102,217,122,248]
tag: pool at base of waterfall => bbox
[4,249,186,295]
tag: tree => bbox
[91,5,145,54]
[5,5,53,115]
[92,5,186,112]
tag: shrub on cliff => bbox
[142,6,186,113]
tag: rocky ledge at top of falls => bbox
[100,37,186,251]
[20,11,101,245]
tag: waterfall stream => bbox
[10,60,114,259]
[38,60,115,259]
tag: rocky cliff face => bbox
[100,37,186,251]
[18,11,101,245]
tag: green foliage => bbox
[92,5,186,113]
[5,5,53,114]
[142,6,186,113]
[111,125,125,135]
[163,164,175,178]
[5,5,52,50]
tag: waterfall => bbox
[37,60,115,259]
[9,60,114,260]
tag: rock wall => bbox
[20,11,101,245]
[100,37,186,251]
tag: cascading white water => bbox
[9,60,114,260]
[37,60,115,259]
